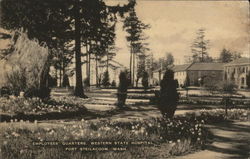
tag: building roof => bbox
[187,62,224,71]
[173,64,191,72]
[99,60,126,70]
[224,57,250,66]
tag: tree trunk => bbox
[59,64,62,87]
[86,42,89,79]
[106,49,109,73]
[133,52,135,87]
[74,3,85,97]
[130,43,132,86]
[88,42,91,85]
[96,54,99,87]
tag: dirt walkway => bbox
[176,121,250,159]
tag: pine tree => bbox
[123,4,150,86]
[191,28,211,62]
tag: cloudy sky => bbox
[106,0,249,66]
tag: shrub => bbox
[102,71,110,87]
[3,30,48,97]
[62,74,70,87]
[203,76,220,94]
[158,69,179,118]
[111,80,116,87]
[117,71,128,108]
[6,67,27,96]
[83,77,90,88]
[142,71,149,90]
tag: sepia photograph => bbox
[0,0,249,158]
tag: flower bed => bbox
[184,108,249,123]
[0,117,208,159]
[0,97,89,121]
[178,98,250,106]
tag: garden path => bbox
[175,121,250,159]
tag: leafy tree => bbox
[142,71,149,90]
[219,48,233,63]
[219,48,242,63]
[165,53,174,67]
[191,28,212,62]
[102,70,110,87]
[158,69,179,118]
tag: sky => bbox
[106,0,249,67]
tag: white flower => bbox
[177,139,181,143]
[197,138,200,141]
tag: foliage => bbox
[83,77,90,87]
[62,74,70,87]
[4,30,48,97]
[0,116,208,159]
[117,71,129,107]
[102,71,110,87]
[219,48,242,63]
[136,54,146,87]
[6,68,27,96]
[220,81,237,94]
[158,69,179,118]
[0,96,88,116]
[0,0,135,98]
[142,71,149,90]
[111,80,116,87]
[123,6,150,86]
[191,28,212,62]
[203,76,220,94]
[185,109,249,123]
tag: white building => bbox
[173,64,191,87]
[224,57,250,89]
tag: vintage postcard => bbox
[0,0,249,158]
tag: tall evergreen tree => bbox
[191,28,212,62]
[123,4,150,86]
